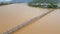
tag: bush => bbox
[28,2,41,7]
[0,2,12,6]
[28,2,57,8]
[48,4,57,8]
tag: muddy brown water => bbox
[12,9,60,34]
[0,3,60,34]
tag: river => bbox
[0,3,60,34]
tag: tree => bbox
[32,0,59,4]
[0,0,12,6]
[28,0,59,8]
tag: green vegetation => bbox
[0,2,13,6]
[48,3,57,8]
[28,0,59,8]
[0,2,23,6]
